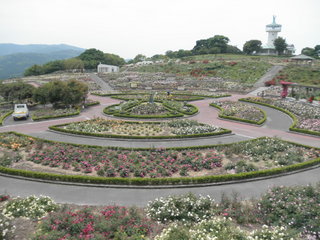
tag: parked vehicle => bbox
[12,104,29,120]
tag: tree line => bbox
[24,37,319,78]
[24,49,126,77]
[0,80,88,108]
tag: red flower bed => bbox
[33,206,154,239]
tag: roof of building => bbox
[97,63,119,67]
[290,54,315,60]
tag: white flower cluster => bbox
[0,213,15,240]
[155,218,297,240]
[146,193,215,223]
[173,125,219,135]
[2,195,58,220]
[248,225,295,240]
[65,121,110,133]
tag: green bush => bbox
[146,193,216,223]
[2,195,58,220]
[259,184,320,238]
[32,206,153,240]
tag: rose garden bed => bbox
[0,132,319,181]
[240,97,320,136]
[210,100,266,125]
[3,185,320,239]
[49,118,228,139]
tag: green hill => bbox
[0,44,84,80]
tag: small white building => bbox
[97,63,119,73]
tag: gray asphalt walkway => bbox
[30,131,249,148]
[246,102,293,130]
[89,73,114,92]
[1,166,319,207]
[253,65,284,88]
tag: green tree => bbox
[103,53,125,66]
[176,49,192,58]
[33,80,88,107]
[151,54,167,61]
[33,84,50,105]
[302,47,315,57]
[64,58,84,70]
[192,35,230,55]
[78,48,105,69]
[165,50,176,58]
[0,82,35,102]
[274,37,287,55]
[243,40,262,54]
[45,80,68,107]
[42,60,65,74]
[24,64,44,76]
[63,79,88,106]
[226,45,242,54]
[132,54,146,63]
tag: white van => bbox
[12,104,29,120]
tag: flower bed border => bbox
[48,120,231,139]
[103,102,185,119]
[162,102,198,116]
[93,93,231,101]
[0,111,13,126]
[0,132,319,186]
[104,101,198,119]
[209,102,266,125]
[84,101,100,107]
[31,109,81,121]
[31,102,100,121]
[239,98,320,137]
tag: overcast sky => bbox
[0,0,319,59]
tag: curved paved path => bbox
[0,93,320,206]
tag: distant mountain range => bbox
[0,44,85,80]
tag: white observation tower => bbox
[265,16,282,48]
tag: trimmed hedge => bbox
[49,122,232,139]
[162,102,199,115]
[32,109,81,121]
[103,102,185,119]
[84,101,100,107]
[0,111,13,125]
[209,103,266,125]
[239,98,320,137]
[0,156,319,186]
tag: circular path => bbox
[0,93,319,206]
